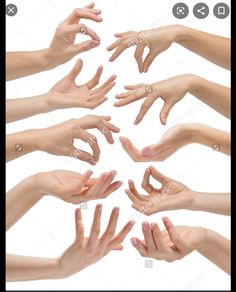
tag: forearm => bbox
[6,254,59,281]
[189,123,230,155]
[175,25,230,69]
[190,191,230,215]
[6,174,43,230]
[197,229,230,274]
[6,130,39,162]
[6,95,50,123]
[6,50,54,81]
[188,75,230,118]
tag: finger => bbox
[80,172,105,198]
[102,119,120,133]
[75,130,100,163]
[109,44,128,62]
[151,223,168,252]
[63,8,103,24]
[115,90,133,99]
[128,180,148,202]
[75,208,84,247]
[119,136,143,162]
[73,40,100,54]
[142,222,157,253]
[71,147,96,166]
[149,166,171,185]
[86,66,103,89]
[99,207,120,247]
[62,24,100,41]
[131,237,148,257]
[67,59,83,81]
[102,181,123,198]
[142,167,154,193]
[95,170,117,197]
[106,38,122,51]
[125,189,141,206]
[87,96,108,109]
[91,75,117,95]
[160,102,173,125]
[143,51,156,73]
[134,95,155,125]
[79,169,94,184]
[124,84,144,90]
[87,204,102,250]
[114,31,134,37]
[162,217,185,250]
[141,141,165,157]
[134,43,146,73]
[108,220,135,250]
[114,95,139,107]
[84,3,95,9]
[90,81,116,99]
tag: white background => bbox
[6,0,231,290]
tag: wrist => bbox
[184,123,206,144]
[174,25,192,44]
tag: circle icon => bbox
[193,3,209,19]
[172,3,189,19]
[213,3,230,19]
[6,4,17,16]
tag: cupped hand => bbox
[46,59,116,110]
[36,169,122,204]
[125,166,194,215]
[131,217,205,262]
[119,124,193,162]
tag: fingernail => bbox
[144,67,148,73]
[90,160,96,165]
[91,41,100,48]
[134,120,138,125]
[129,220,135,226]
[131,238,137,246]
[142,147,150,157]
[145,167,150,173]
[110,170,117,178]
[142,221,149,230]
[151,223,157,229]
[97,16,103,21]
[97,204,102,212]
[128,179,133,184]
[117,181,123,187]
[115,207,120,215]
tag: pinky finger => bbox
[130,237,148,257]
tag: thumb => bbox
[160,102,173,125]
[141,142,164,157]
[73,40,100,54]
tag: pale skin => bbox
[131,217,230,274]
[119,123,230,163]
[107,24,230,72]
[6,59,116,123]
[6,3,103,81]
[114,74,230,125]
[6,115,120,164]
[6,169,122,231]
[7,205,135,281]
[125,166,230,216]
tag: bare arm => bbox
[197,229,230,274]
[176,26,230,70]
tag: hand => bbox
[107,25,181,73]
[36,169,122,204]
[119,124,193,162]
[130,217,205,262]
[55,205,135,278]
[47,3,102,67]
[114,75,193,125]
[34,116,120,165]
[46,59,116,110]
[125,166,194,215]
